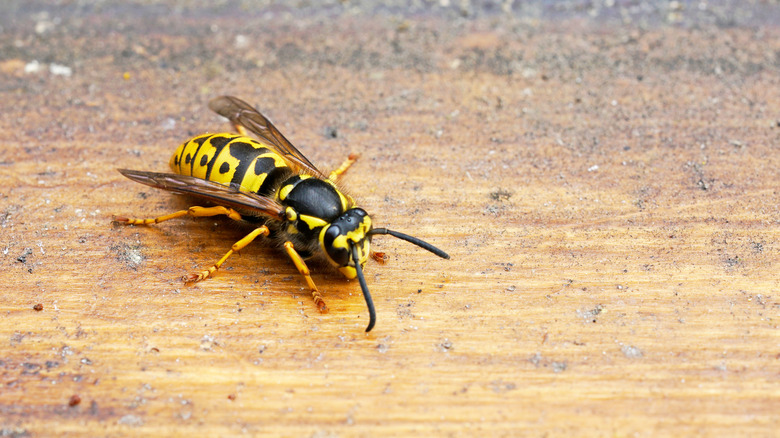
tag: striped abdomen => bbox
[169,133,292,196]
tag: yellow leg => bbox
[115,205,243,225]
[234,122,249,137]
[184,225,270,283]
[328,153,360,181]
[283,241,328,313]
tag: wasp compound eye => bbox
[323,224,350,267]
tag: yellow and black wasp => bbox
[115,96,449,332]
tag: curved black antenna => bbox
[368,228,450,259]
[352,244,376,332]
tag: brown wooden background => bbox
[1,2,778,436]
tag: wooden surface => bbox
[2,3,779,437]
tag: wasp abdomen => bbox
[170,133,292,196]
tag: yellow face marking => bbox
[339,266,357,279]
[337,237,371,279]
[330,218,372,250]
[322,215,372,276]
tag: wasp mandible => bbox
[115,96,449,332]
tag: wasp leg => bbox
[283,241,329,313]
[328,153,360,181]
[184,225,270,283]
[233,122,249,137]
[115,205,243,225]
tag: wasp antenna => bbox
[369,228,450,259]
[352,244,376,332]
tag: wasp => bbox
[115,96,449,332]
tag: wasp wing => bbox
[118,169,284,220]
[208,95,327,179]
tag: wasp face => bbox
[320,208,372,279]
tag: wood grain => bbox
[1,4,779,437]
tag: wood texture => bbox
[1,4,779,437]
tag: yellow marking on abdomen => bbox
[169,134,292,196]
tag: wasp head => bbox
[320,208,372,279]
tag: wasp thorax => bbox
[320,208,372,278]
